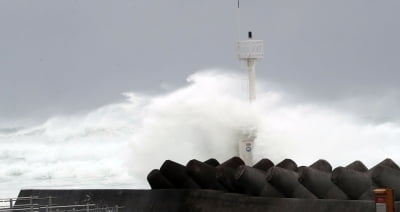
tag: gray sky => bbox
[1,0,400,125]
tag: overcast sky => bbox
[1,0,400,126]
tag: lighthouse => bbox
[237,31,264,165]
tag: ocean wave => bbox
[1,69,400,197]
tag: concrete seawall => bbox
[17,189,398,212]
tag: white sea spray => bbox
[1,69,400,197]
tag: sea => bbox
[1,69,400,197]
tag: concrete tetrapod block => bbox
[234,165,283,197]
[356,158,400,200]
[331,167,375,200]
[252,159,274,172]
[345,161,368,173]
[266,166,317,199]
[203,158,220,167]
[214,157,246,192]
[216,166,243,193]
[276,159,298,171]
[373,158,400,171]
[309,159,332,173]
[298,166,348,199]
[219,157,245,169]
[186,159,225,190]
[357,189,375,200]
[160,160,200,189]
[371,165,400,200]
[147,169,175,189]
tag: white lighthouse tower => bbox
[237,31,264,165]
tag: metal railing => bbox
[0,196,41,210]
[0,196,124,212]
